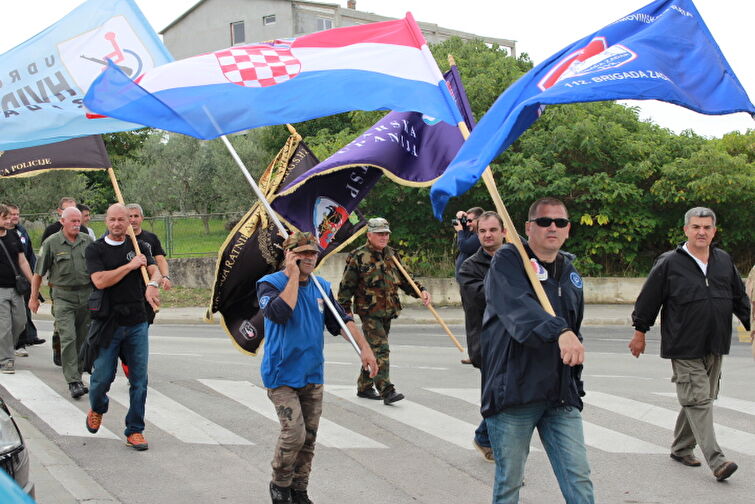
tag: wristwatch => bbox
[147,281,160,288]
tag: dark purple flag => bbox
[271,68,473,247]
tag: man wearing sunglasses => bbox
[481,197,593,504]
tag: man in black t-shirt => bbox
[84,204,161,451]
[0,204,34,374]
[126,203,172,291]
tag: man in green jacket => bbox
[30,207,93,399]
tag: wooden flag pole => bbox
[107,167,151,287]
[447,55,555,316]
[391,256,464,352]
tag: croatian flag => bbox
[84,14,462,138]
[429,0,755,218]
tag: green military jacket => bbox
[337,242,424,319]
[36,230,93,288]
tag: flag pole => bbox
[447,55,555,316]
[107,166,152,288]
[391,256,464,352]
[216,134,365,359]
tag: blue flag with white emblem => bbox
[0,0,172,151]
[429,0,755,219]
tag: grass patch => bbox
[39,285,211,309]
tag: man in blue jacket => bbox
[258,232,377,504]
[481,197,593,504]
[629,207,750,482]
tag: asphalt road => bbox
[2,321,753,504]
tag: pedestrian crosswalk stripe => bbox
[427,388,666,454]
[109,377,253,445]
[0,371,119,439]
[199,379,386,449]
[654,392,755,417]
[327,385,476,450]
[585,391,755,456]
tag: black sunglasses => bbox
[530,217,570,228]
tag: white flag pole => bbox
[217,134,364,358]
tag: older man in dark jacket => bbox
[630,207,750,482]
[481,198,592,504]
[458,211,505,462]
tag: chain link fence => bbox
[21,212,246,258]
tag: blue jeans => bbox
[486,402,594,504]
[89,322,149,437]
[475,418,490,448]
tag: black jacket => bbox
[455,229,480,276]
[480,243,585,418]
[632,245,750,359]
[458,247,493,368]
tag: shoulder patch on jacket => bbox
[570,272,583,289]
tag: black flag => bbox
[0,135,110,178]
[208,134,366,355]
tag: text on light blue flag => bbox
[0,0,172,151]
[429,0,755,219]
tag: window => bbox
[230,21,245,45]
[316,17,333,31]
[262,14,276,25]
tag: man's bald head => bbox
[105,204,130,240]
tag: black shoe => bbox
[383,389,405,405]
[29,338,46,345]
[291,489,314,504]
[270,482,292,504]
[356,387,382,400]
[69,382,87,399]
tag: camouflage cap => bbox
[282,231,319,253]
[367,217,391,233]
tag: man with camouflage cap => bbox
[338,217,431,405]
[258,231,377,504]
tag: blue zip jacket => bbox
[480,243,585,417]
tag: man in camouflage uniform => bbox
[338,218,431,405]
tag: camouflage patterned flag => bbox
[208,134,366,355]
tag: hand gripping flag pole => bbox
[447,55,555,316]
[390,256,464,352]
[214,131,365,361]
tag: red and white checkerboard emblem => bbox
[215,44,301,87]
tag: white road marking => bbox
[109,377,253,445]
[328,385,477,450]
[0,371,118,439]
[200,379,386,449]
[586,391,755,456]
[654,392,755,416]
[428,388,665,454]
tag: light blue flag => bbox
[0,0,172,151]
[429,0,755,219]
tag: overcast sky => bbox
[2,0,753,138]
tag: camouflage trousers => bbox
[357,316,393,396]
[267,383,323,490]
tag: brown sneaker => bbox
[473,440,495,463]
[670,453,702,467]
[713,461,737,481]
[126,432,149,451]
[86,410,102,433]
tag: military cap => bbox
[282,231,319,253]
[367,217,391,233]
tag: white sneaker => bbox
[1,361,15,374]
[15,348,29,357]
